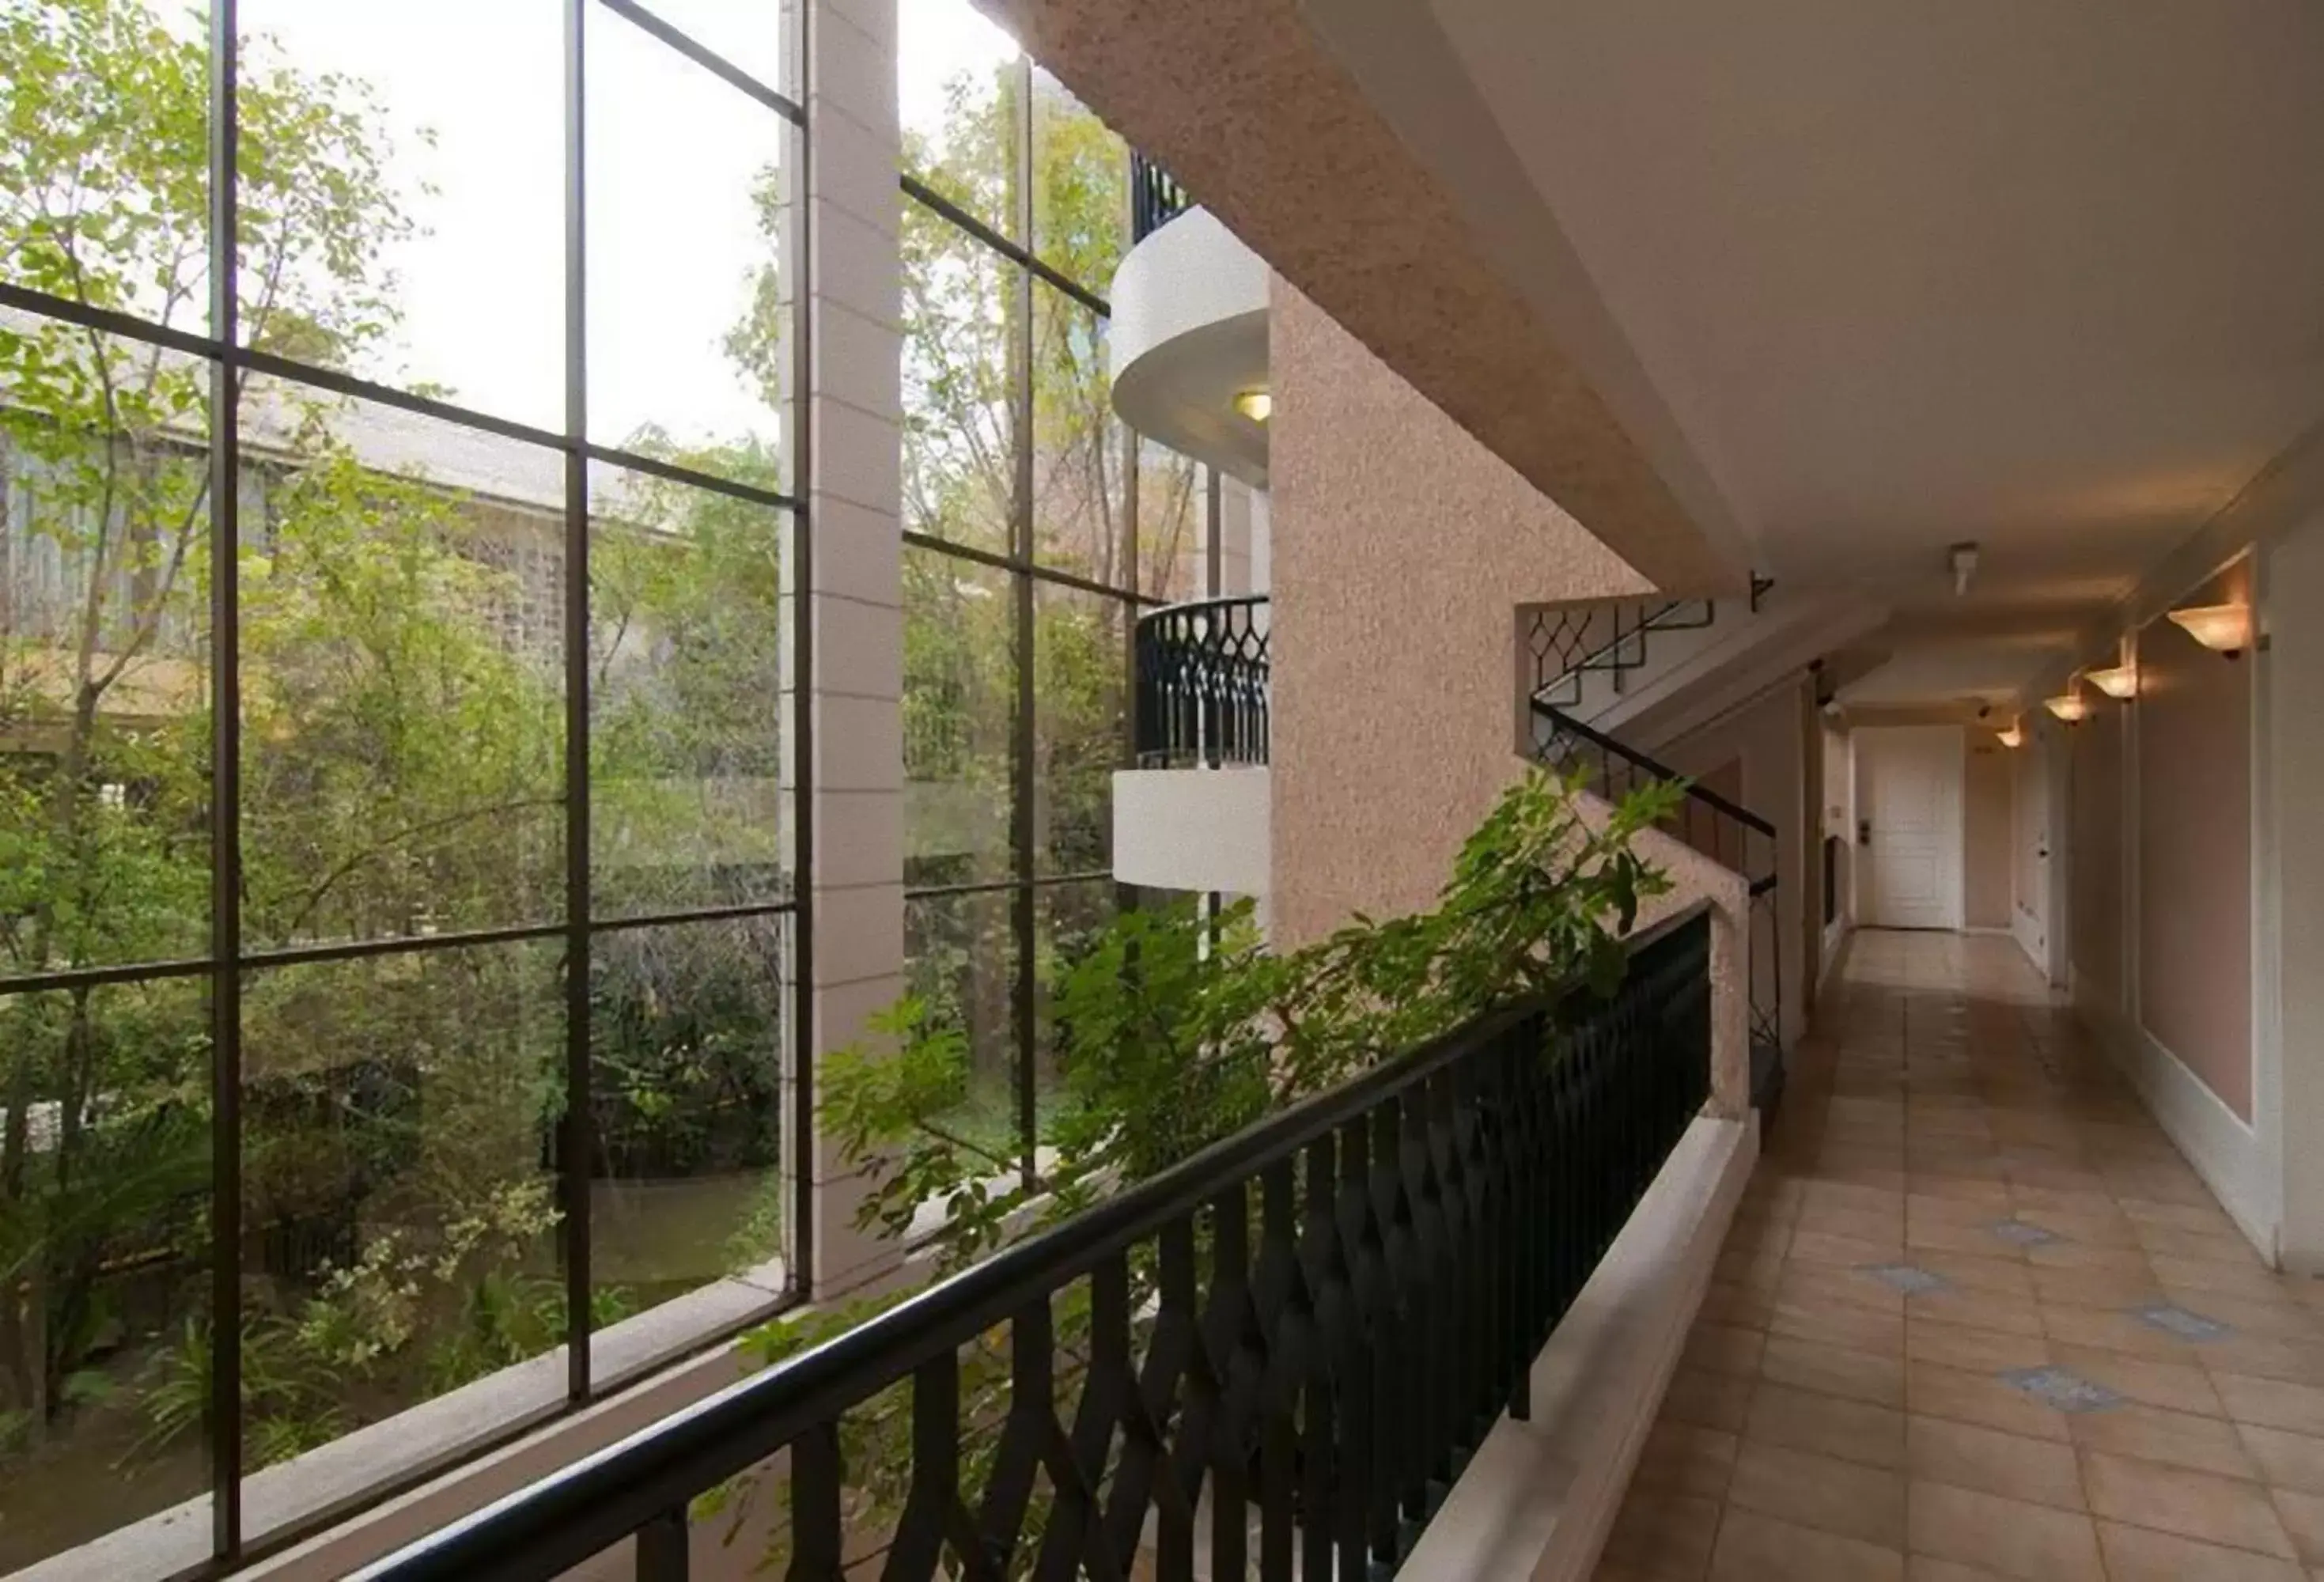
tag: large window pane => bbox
[903,548,1013,887]
[903,889,1020,1170]
[903,206,1019,558]
[589,7,792,493]
[1034,582,1125,876]
[238,939,563,1539]
[0,978,210,1575]
[0,0,210,331]
[239,377,564,950]
[899,0,1019,241]
[1,324,212,983]
[1032,284,1128,585]
[590,464,792,919]
[1033,878,1116,1153]
[589,914,789,1384]
[1030,65,1126,293]
[1136,441,1204,604]
[620,0,791,98]
[237,0,565,431]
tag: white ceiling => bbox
[1352,0,2324,704]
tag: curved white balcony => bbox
[1107,208,1270,486]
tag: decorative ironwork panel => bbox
[1135,595,1270,768]
[1522,597,1715,709]
[358,910,1717,1582]
[1130,153,1194,242]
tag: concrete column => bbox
[798,0,908,1300]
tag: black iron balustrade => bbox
[358,904,1717,1582]
[1530,698,1784,1111]
[1525,596,1716,709]
[1130,151,1193,242]
[1136,593,1270,768]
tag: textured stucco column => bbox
[1266,282,1648,946]
[799,0,908,1301]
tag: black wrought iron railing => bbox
[1529,698,1783,1110]
[1523,576,1774,710]
[1130,150,1193,242]
[1135,593,1269,768]
[358,904,1717,1582]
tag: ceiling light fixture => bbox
[1949,541,1980,597]
[1232,388,1272,423]
[1997,722,2025,748]
[2165,601,2250,659]
[2086,662,2137,701]
[2044,688,2088,725]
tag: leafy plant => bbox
[744,766,1682,1568]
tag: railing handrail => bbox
[356,899,1714,1581]
[1531,698,1775,838]
[1134,591,1270,627]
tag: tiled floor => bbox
[1598,929,2324,1582]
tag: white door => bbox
[1857,725,1964,930]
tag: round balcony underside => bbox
[1107,208,1270,488]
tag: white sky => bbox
[240,0,1021,459]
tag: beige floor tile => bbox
[1909,1217,2023,1260]
[2243,1424,2324,1495]
[1682,1322,1768,1379]
[2201,1334,2324,1387]
[1906,1316,2050,1373]
[1906,1481,2105,1582]
[2038,1302,2200,1361]
[2045,1342,2222,1416]
[2152,1255,2300,1303]
[1909,1192,2012,1228]
[1698,1279,1776,1330]
[2129,1224,2261,1265]
[2216,1373,2324,1437]
[2068,1401,2259,1478]
[1760,1334,1906,1408]
[1906,1357,2071,1441]
[1725,1439,1907,1548]
[2025,1240,2153,1274]
[1778,1259,1907,1315]
[2095,1521,2307,1581]
[1603,1486,1722,1578]
[1663,1365,1757,1433]
[1904,1559,2012,1581]
[1794,1202,1906,1243]
[1632,1421,1740,1501]
[2277,1488,2324,1565]
[2030,1264,2166,1309]
[2081,1450,2298,1557]
[2166,1292,2324,1342]
[1769,1295,1906,1355]
[1788,1228,1908,1267]
[1707,1508,1904,1582]
[1906,1414,2086,1511]
[1908,1250,2035,1299]
[1744,1382,1907,1469]
[1906,1285,2046,1338]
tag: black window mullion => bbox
[1010,51,1039,1190]
[206,0,245,1558]
[561,0,595,1404]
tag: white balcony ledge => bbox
[1108,210,1270,488]
[1111,766,1270,897]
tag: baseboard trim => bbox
[2074,983,2279,1264]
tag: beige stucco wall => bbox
[1963,729,2014,930]
[2069,700,2126,1009]
[1268,281,1648,944]
[1656,681,1810,1049]
[2137,563,2256,1121]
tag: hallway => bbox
[1599,930,2324,1580]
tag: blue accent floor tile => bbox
[2129,1303,2231,1342]
[1988,1219,2061,1247]
[1860,1263,1948,1296]
[1999,1366,2124,1413]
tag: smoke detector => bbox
[1949,542,1980,597]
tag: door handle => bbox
[1858,818,1872,847]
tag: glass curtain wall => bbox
[898,1,1161,1179]
[0,0,804,1568]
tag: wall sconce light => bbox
[2086,663,2137,701]
[2165,601,2250,659]
[1997,722,2024,748]
[2044,689,2088,725]
[1232,388,1272,423]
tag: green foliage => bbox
[826,767,1682,1271]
